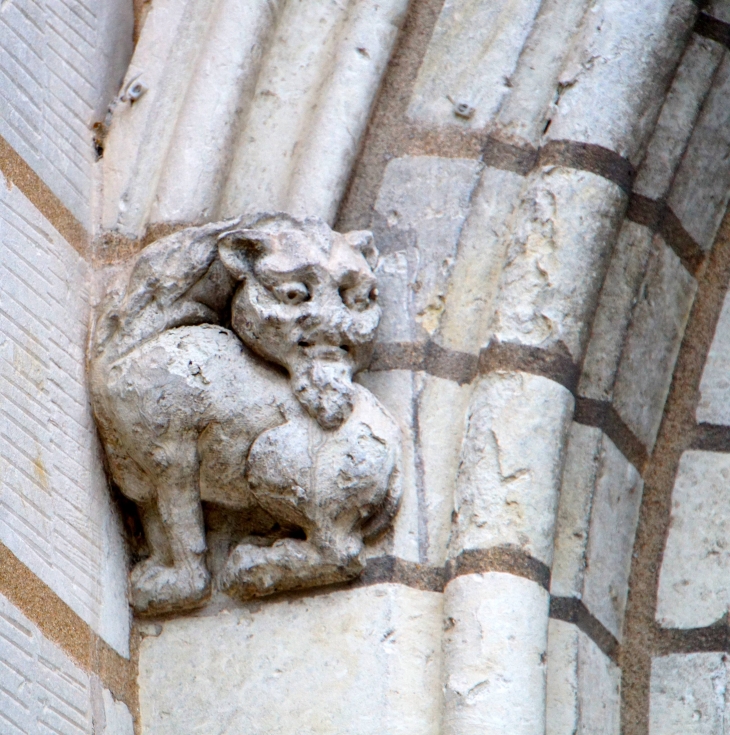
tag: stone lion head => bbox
[218,213,381,430]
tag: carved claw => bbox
[131,558,211,615]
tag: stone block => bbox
[493,0,592,148]
[697,290,730,425]
[357,370,471,565]
[634,34,724,201]
[491,166,625,361]
[0,591,93,734]
[372,156,483,344]
[545,0,695,164]
[657,451,730,629]
[407,0,543,130]
[356,370,422,563]
[138,585,444,735]
[0,175,129,656]
[552,425,643,640]
[100,688,135,735]
[579,221,654,402]
[582,434,643,639]
[436,166,525,355]
[669,53,730,252]
[650,653,730,734]
[545,619,621,735]
[0,0,132,228]
[613,238,696,450]
[442,573,549,735]
[451,372,574,565]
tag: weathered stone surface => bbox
[491,167,625,361]
[356,370,422,563]
[358,370,471,566]
[105,0,408,235]
[551,423,602,599]
[437,166,525,355]
[657,451,730,629]
[633,34,724,201]
[650,653,730,735]
[407,0,543,130]
[372,157,483,343]
[442,573,549,735]
[139,585,443,735]
[546,619,621,735]
[697,291,730,425]
[0,592,95,734]
[669,53,730,252]
[90,215,402,614]
[494,0,592,148]
[0,174,129,655]
[452,372,574,564]
[0,0,133,227]
[613,239,696,450]
[100,688,135,735]
[545,0,695,164]
[579,221,654,402]
[552,424,643,639]
[582,434,643,640]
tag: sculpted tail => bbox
[90,220,240,366]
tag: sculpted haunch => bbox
[89,214,402,614]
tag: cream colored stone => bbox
[551,424,643,640]
[0,0,132,227]
[372,156,483,343]
[551,423,603,599]
[437,166,525,354]
[579,221,654,402]
[634,34,724,201]
[650,653,730,735]
[0,592,94,734]
[613,238,696,449]
[545,0,696,164]
[494,0,592,148]
[0,173,129,656]
[698,290,730,425]
[669,53,730,251]
[139,585,444,735]
[407,0,543,130]
[582,435,643,640]
[101,688,134,735]
[491,167,625,361]
[657,451,730,629]
[442,573,549,735]
[91,215,402,614]
[356,370,421,563]
[104,0,407,236]
[452,372,574,565]
[546,620,621,735]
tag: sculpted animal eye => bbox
[339,284,377,311]
[273,282,310,305]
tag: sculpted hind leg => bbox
[131,443,211,614]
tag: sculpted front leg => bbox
[131,459,211,615]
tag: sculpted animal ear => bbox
[346,230,378,270]
[218,229,274,281]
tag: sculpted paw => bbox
[131,559,211,615]
[220,539,363,599]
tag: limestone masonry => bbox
[4,0,730,734]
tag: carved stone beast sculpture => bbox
[89,214,401,614]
